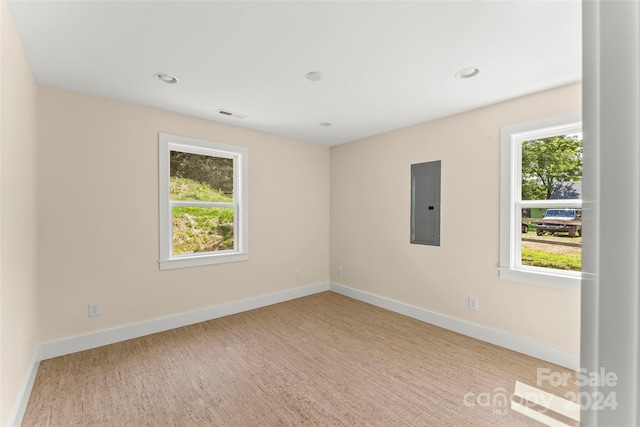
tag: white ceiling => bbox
[6,1,581,146]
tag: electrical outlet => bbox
[295,269,302,279]
[337,266,343,277]
[468,297,478,311]
[88,302,101,317]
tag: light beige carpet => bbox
[22,292,577,426]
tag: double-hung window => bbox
[499,113,582,289]
[159,133,248,270]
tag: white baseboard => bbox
[37,280,578,367]
[39,282,330,361]
[25,279,576,426]
[7,352,40,427]
[329,282,579,370]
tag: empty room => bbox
[1,1,638,426]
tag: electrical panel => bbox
[411,160,441,246]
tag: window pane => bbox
[172,206,234,254]
[521,134,582,201]
[520,207,581,271]
[170,151,233,201]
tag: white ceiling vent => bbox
[216,109,247,119]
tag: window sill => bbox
[499,266,581,290]
[160,252,249,270]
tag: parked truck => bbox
[534,209,582,237]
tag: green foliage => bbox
[170,151,233,195]
[521,135,582,200]
[170,177,232,202]
[521,249,581,271]
[170,177,234,254]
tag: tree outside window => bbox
[520,134,582,272]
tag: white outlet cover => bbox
[88,303,101,317]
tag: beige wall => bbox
[0,1,40,424]
[330,83,581,353]
[37,85,330,343]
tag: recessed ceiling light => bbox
[305,71,324,82]
[455,67,480,79]
[319,122,332,127]
[154,72,179,84]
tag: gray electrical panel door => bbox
[411,160,441,246]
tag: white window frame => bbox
[159,133,248,270]
[499,113,582,290]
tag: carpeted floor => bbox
[22,292,578,426]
